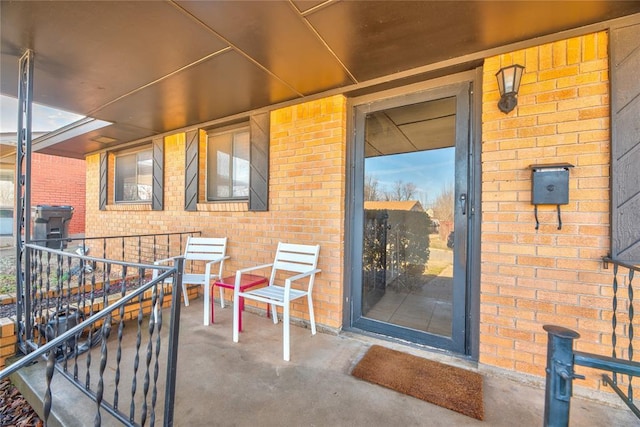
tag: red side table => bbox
[211,274,268,331]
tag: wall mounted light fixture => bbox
[495,64,525,114]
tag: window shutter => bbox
[611,22,640,262]
[184,129,199,211]
[152,137,164,211]
[249,112,270,211]
[99,152,107,210]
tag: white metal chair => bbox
[232,242,321,361]
[153,236,228,325]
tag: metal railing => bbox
[543,257,640,426]
[3,231,201,426]
[602,257,640,415]
[2,243,184,426]
[30,230,201,265]
[15,231,200,350]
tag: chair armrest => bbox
[234,263,274,292]
[205,255,230,280]
[153,256,179,266]
[205,255,230,267]
[152,256,180,279]
[237,263,274,274]
[283,269,321,296]
[286,269,321,284]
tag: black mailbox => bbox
[532,167,569,205]
[529,163,574,230]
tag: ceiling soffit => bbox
[175,1,356,95]
[365,97,456,158]
[1,2,639,157]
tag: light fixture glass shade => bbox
[495,64,525,113]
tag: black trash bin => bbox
[33,205,74,249]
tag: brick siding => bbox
[86,95,346,329]
[0,317,16,370]
[31,153,86,234]
[480,31,612,390]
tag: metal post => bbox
[15,49,34,351]
[163,257,183,427]
[543,325,584,427]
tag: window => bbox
[114,148,153,203]
[206,126,250,201]
[185,112,268,211]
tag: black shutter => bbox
[611,22,640,262]
[184,129,199,211]
[152,137,164,211]
[249,112,270,211]
[99,152,107,210]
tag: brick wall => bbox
[480,32,612,389]
[86,95,346,329]
[31,153,86,234]
[0,317,16,370]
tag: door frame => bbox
[343,69,482,359]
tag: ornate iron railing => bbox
[543,257,640,426]
[602,256,639,415]
[2,243,185,426]
[30,230,200,266]
[15,231,200,351]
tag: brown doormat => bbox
[351,345,484,420]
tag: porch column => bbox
[15,49,34,351]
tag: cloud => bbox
[0,95,84,133]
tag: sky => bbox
[0,94,84,133]
[365,147,455,209]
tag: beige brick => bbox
[0,318,14,337]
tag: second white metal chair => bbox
[232,242,321,361]
[153,236,228,325]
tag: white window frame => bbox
[114,146,153,203]
[206,124,250,202]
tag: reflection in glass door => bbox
[363,146,455,337]
[352,84,470,353]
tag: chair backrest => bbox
[183,236,227,261]
[271,242,320,281]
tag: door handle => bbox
[460,193,467,215]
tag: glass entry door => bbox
[351,83,471,353]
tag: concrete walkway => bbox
[13,298,638,426]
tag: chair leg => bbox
[153,281,164,323]
[182,283,190,306]
[210,285,215,324]
[239,297,244,332]
[219,286,226,308]
[203,283,210,326]
[271,304,278,324]
[307,295,316,335]
[232,290,240,343]
[283,303,290,361]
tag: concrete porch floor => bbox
[13,297,638,426]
